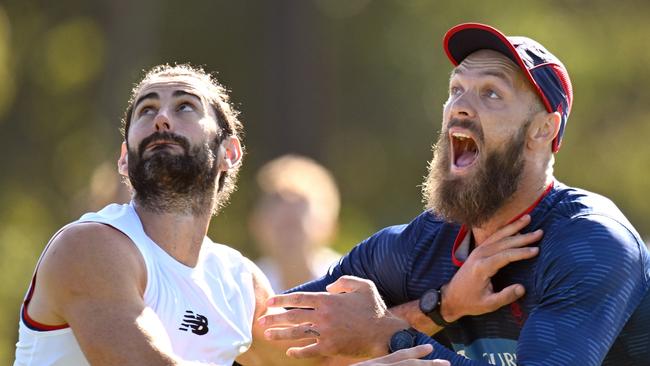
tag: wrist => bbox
[439,284,460,323]
[419,285,455,327]
[371,316,409,358]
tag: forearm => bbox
[389,300,442,336]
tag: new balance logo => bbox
[179,310,209,335]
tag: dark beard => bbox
[127,131,220,216]
[423,120,529,227]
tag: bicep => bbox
[66,296,177,365]
[42,224,178,366]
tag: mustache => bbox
[137,131,191,158]
[446,118,484,143]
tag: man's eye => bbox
[178,103,195,112]
[140,106,156,116]
[485,90,500,99]
[450,86,462,96]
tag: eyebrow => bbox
[172,90,202,102]
[453,67,510,80]
[133,90,203,111]
[133,92,158,111]
[451,68,514,88]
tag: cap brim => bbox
[444,23,520,66]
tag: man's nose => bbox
[153,111,172,131]
[449,92,477,120]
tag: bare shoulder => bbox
[241,257,274,318]
[42,222,145,285]
[36,222,146,319]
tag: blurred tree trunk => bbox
[259,0,336,161]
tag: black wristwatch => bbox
[388,327,419,353]
[419,287,453,327]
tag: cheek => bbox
[126,116,152,141]
[442,99,452,116]
[199,117,219,137]
[441,102,453,128]
[483,123,519,149]
[127,128,146,151]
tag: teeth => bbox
[452,132,471,140]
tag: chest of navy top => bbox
[290,181,650,366]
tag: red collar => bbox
[451,182,554,267]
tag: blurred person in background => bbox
[250,154,342,292]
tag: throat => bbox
[471,181,554,244]
[134,203,209,267]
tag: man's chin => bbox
[443,165,480,184]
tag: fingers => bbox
[482,215,532,245]
[482,246,539,277]
[286,342,323,359]
[483,284,526,312]
[478,229,543,258]
[393,361,450,366]
[258,308,316,327]
[267,292,326,308]
[326,275,373,294]
[428,361,451,366]
[350,344,451,366]
[264,323,320,341]
[379,344,434,363]
[429,361,451,366]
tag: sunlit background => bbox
[1,0,649,362]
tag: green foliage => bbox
[1,0,649,363]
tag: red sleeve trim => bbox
[21,270,70,331]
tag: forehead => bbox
[452,49,527,87]
[134,75,212,102]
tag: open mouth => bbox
[450,131,479,171]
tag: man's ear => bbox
[117,142,129,177]
[219,136,243,171]
[528,111,561,149]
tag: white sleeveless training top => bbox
[14,202,257,365]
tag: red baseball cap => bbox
[444,23,573,153]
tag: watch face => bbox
[389,330,415,353]
[420,289,440,314]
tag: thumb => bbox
[359,344,434,365]
[393,344,434,360]
[485,284,526,311]
[326,275,370,294]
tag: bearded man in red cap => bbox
[260,23,650,366]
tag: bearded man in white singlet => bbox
[12,64,294,366]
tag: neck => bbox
[134,201,213,267]
[472,171,553,245]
